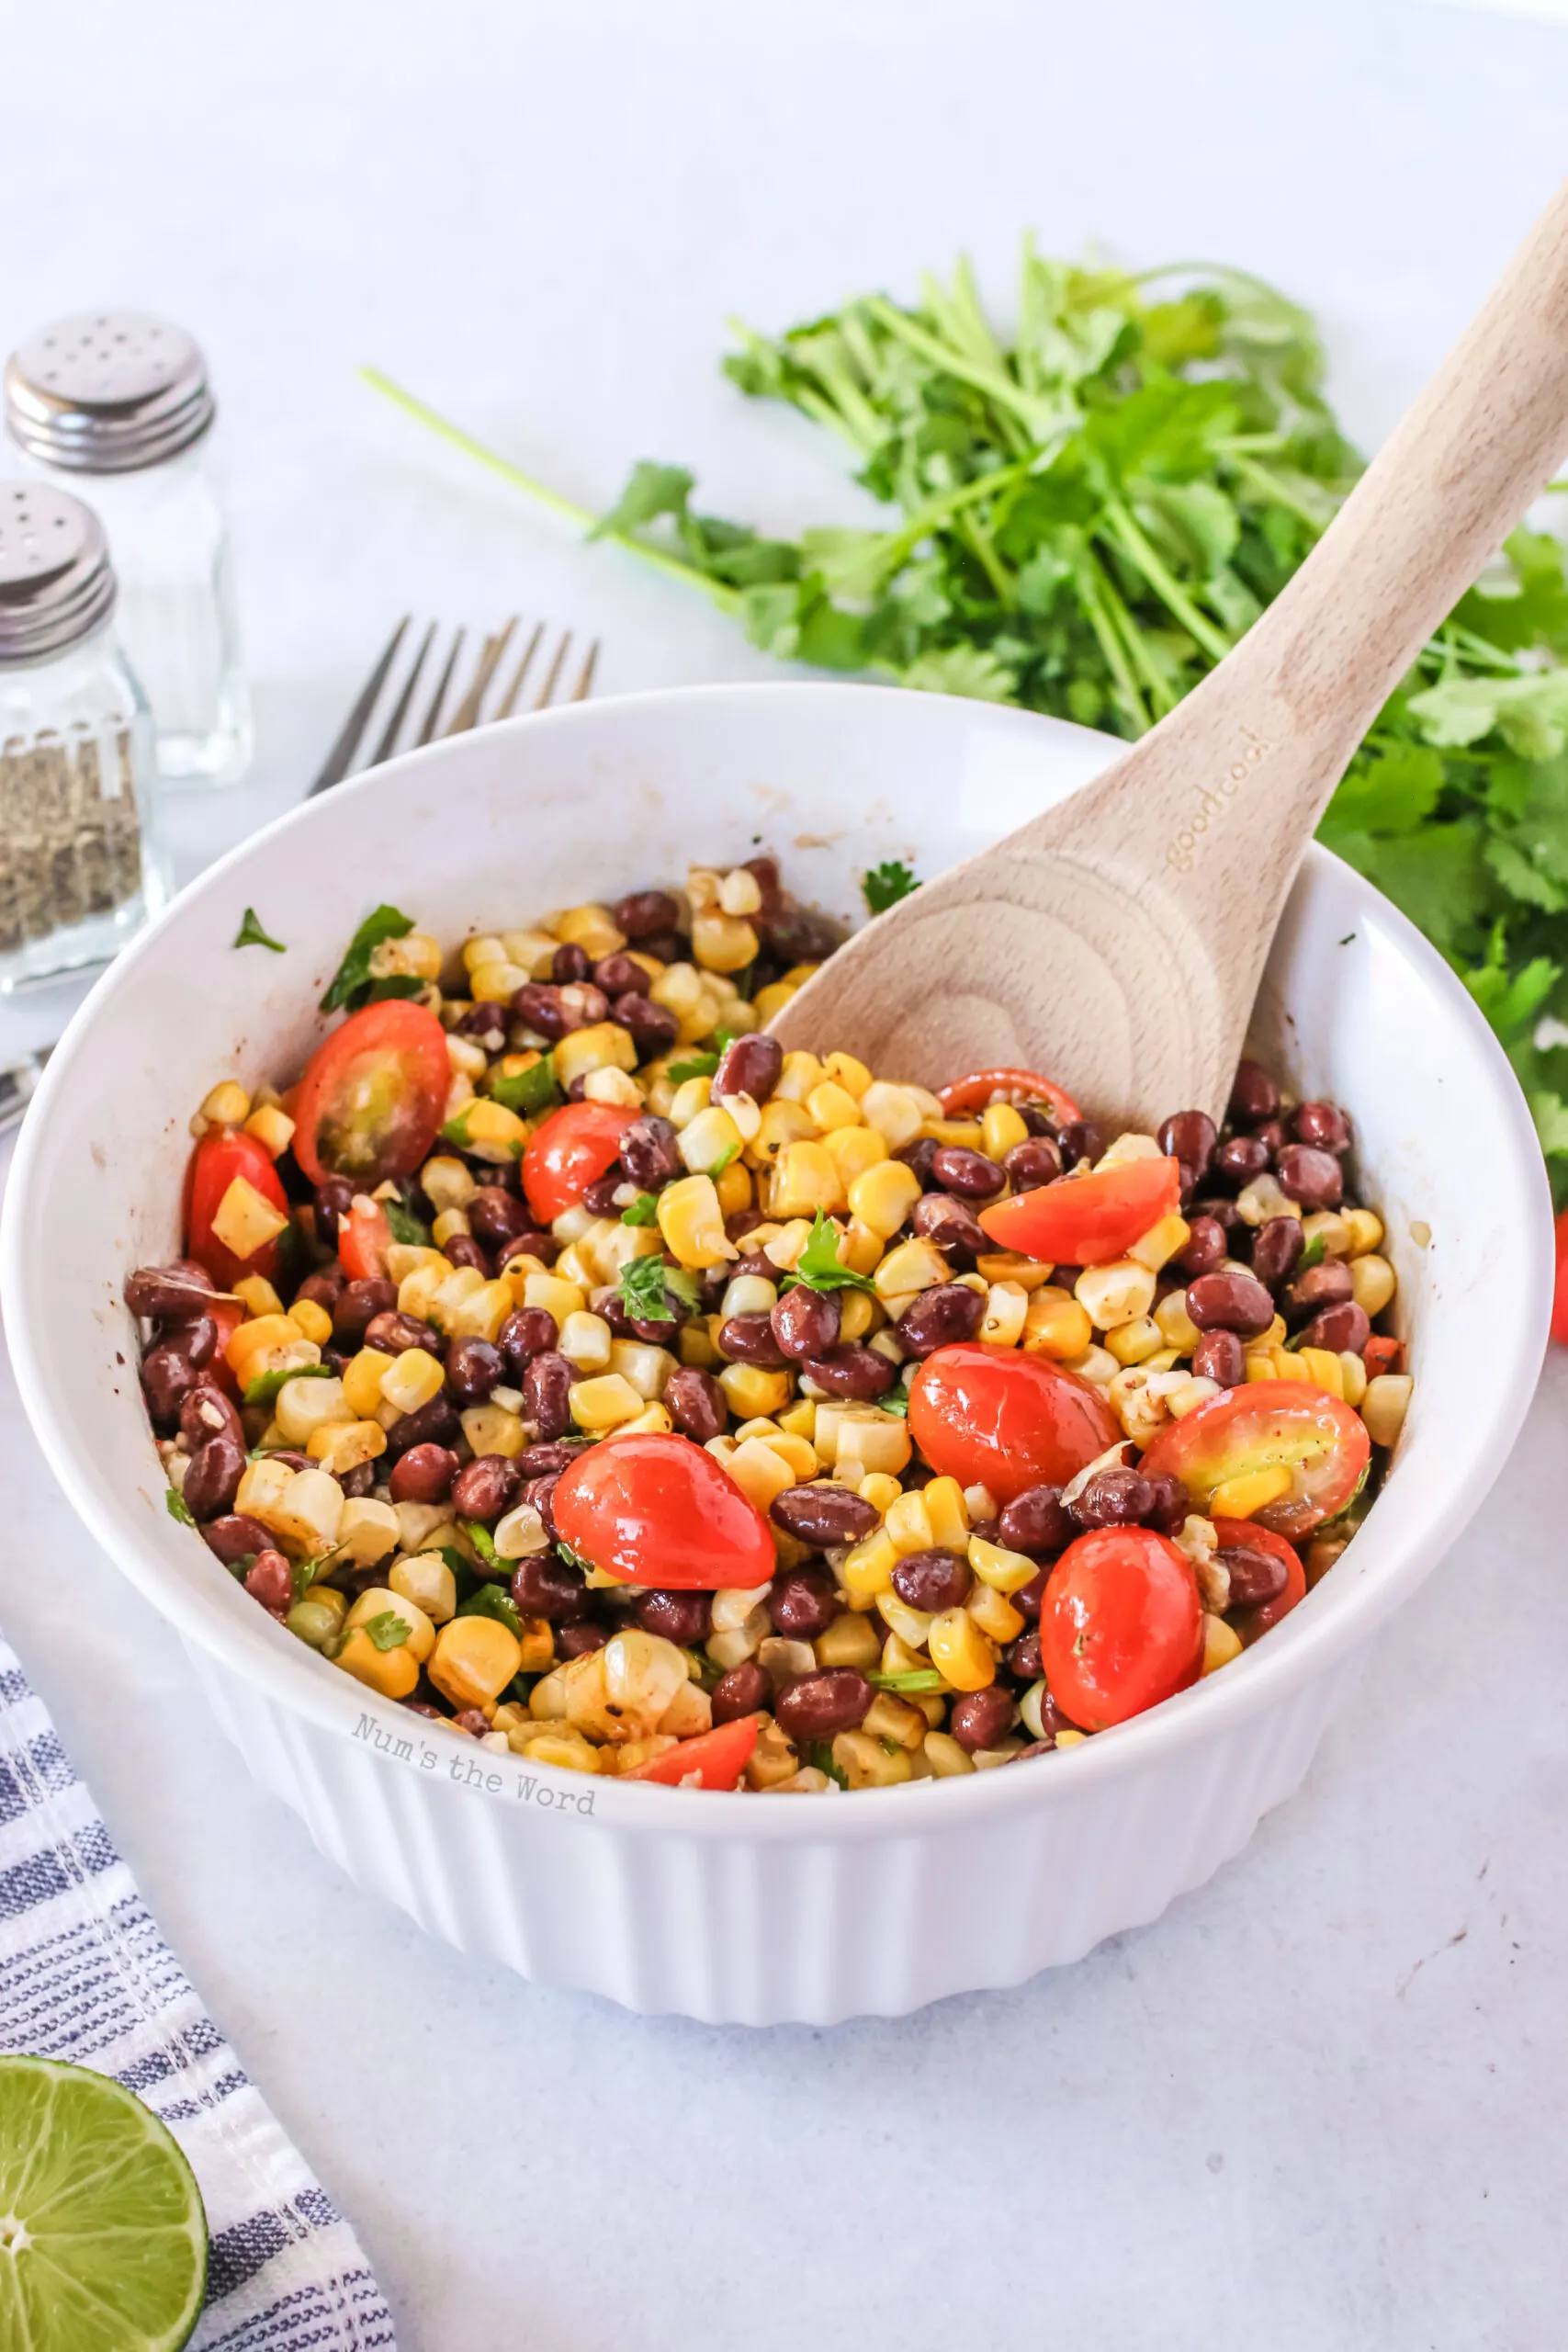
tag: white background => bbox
[3,3,1567,2346]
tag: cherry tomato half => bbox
[908,1342,1120,1506]
[523,1101,637,1227]
[938,1066,1082,1126]
[978,1155,1180,1267]
[1140,1380,1370,1541]
[552,1432,776,1590]
[184,1129,290,1290]
[338,1196,395,1283]
[1552,1208,1568,1346]
[1040,1526,1203,1731]
[1212,1518,1305,1648]
[290,1001,450,1189]
[621,1714,761,1789]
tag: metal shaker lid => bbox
[0,483,117,664]
[4,311,215,473]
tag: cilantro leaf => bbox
[319,904,416,1013]
[461,1519,502,1574]
[667,1052,719,1083]
[621,1192,660,1227]
[618,1253,683,1324]
[456,1583,524,1639]
[784,1210,880,1296]
[383,1198,431,1248]
[363,1611,411,1652]
[807,1739,850,1790]
[489,1054,561,1115]
[1295,1230,1326,1273]
[242,1363,335,1408]
[165,1487,197,1528]
[881,1388,910,1419]
[868,1668,945,1692]
[234,906,286,953]
[863,860,919,915]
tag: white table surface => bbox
[3,3,1567,2344]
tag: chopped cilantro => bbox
[444,1102,524,1159]
[707,1140,740,1177]
[243,1363,334,1408]
[784,1209,880,1296]
[461,1518,502,1573]
[868,1668,944,1693]
[668,1052,719,1083]
[363,1611,411,1652]
[457,1583,525,1639]
[863,860,919,914]
[807,1739,850,1789]
[619,1252,683,1323]
[233,906,286,953]
[319,903,418,1013]
[557,1537,590,1571]
[489,1053,561,1115]
[165,1487,197,1528]
[620,1192,660,1227]
[882,1388,910,1419]
[384,1198,431,1249]
[1295,1229,1327,1272]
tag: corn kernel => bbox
[874,1236,948,1300]
[1021,1290,1093,1361]
[1128,1214,1190,1272]
[1075,1260,1156,1330]
[1104,1314,1164,1367]
[770,1141,845,1219]
[820,1125,887,1193]
[210,1175,288,1264]
[569,1373,646,1430]
[832,1410,911,1480]
[1343,1208,1384,1258]
[721,1435,795,1514]
[858,1081,925,1150]
[807,1080,862,1134]
[390,1552,457,1623]
[309,1419,388,1476]
[274,1373,354,1445]
[980,1102,1030,1159]
[1201,1615,1243,1675]
[199,1078,252,1126]
[445,1098,528,1163]
[980,1282,1029,1347]
[773,1050,823,1103]
[555,902,625,958]
[657,1173,736,1270]
[1303,1209,1353,1260]
[835,1163,918,1249]
[1362,1372,1413,1448]
[716,865,762,917]
[854,1468,901,1515]
[831,1729,913,1789]
[379,1347,445,1417]
[459,1402,526,1459]
[1235,1172,1300,1227]
[717,1363,792,1420]
[1154,1288,1202,1352]
[1166,1374,1222,1419]
[1108,1364,1168,1446]
[966,1581,1024,1645]
[691,910,759,973]
[677,1104,742,1179]
[777,1396,817,1442]
[553,1310,612,1374]
[815,1611,883,1669]
[334,1626,421,1700]
[831,1291,874,1343]
[923,1730,976,1777]
[757,1430,818,1481]
[232,1272,284,1319]
[840,1528,898,1597]
[1348,1253,1396,1316]
[1338,1351,1369,1408]
[883,1487,934,1555]
[928,1607,996,1690]
[1296,1346,1345,1398]
[875,1589,934,1650]
[468,958,529,1003]
[967,1534,1038,1593]
[430,1614,524,1710]
[243,1103,296,1159]
[1209,1464,1293,1520]
[1097,1131,1161,1168]
[344,1584,435,1662]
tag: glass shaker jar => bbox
[4,311,252,786]
[0,482,169,992]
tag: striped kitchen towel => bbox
[0,1631,397,2350]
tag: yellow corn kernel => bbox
[1344,1207,1384,1258]
[468,958,528,1003]
[1105,1314,1165,1367]
[390,1552,457,1624]
[1300,1209,1351,1260]
[713,1161,750,1219]
[568,1373,646,1430]
[834,1410,913,1481]
[724,1435,795,1513]
[242,1102,296,1159]
[1362,1372,1413,1448]
[344,1585,435,1662]
[773,1051,824,1103]
[210,1175,289,1265]
[430,1614,525,1711]
[751,1430,815,1482]
[979,1102,1030,1159]
[493,928,557,978]
[1128,1214,1190,1272]
[882,1487,934,1555]
[874,1590,935,1652]
[552,1310,611,1374]
[836,1161,917,1244]
[821,1125,887,1192]
[231,1272,283,1320]
[1349,1253,1396,1316]
[224,1311,304,1378]
[1201,1615,1243,1675]
[678,1103,743,1178]
[273,1373,353,1446]
[1210,1464,1292,1520]
[431,1210,470,1252]
[772,1395,814,1443]
[450,1278,514,1345]
[853,1468,900,1515]
[873,1236,948,1301]
[1296,1346,1345,1398]
[747,1099,821,1171]
[966,1580,1024,1645]
[840,1527,898,1597]
[1074,1260,1157,1329]
[334,1626,421,1700]
[748,978,795,1025]
[861,1694,927,1754]
[513,1274,581,1329]
[379,1347,445,1417]
[917,1477,966,1551]
[980,1282,1029,1347]
[309,1420,388,1476]
[717,1363,792,1420]
[666,1078,713,1134]
[692,910,759,973]
[1096,1131,1162,1169]
[1246,1349,1280,1384]
[814,1611,883,1670]
[554,902,625,958]
[463,933,507,973]
[585,1066,645,1111]
[551,1023,636,1093]
[622,1401,677,1438]
[1021,1290,1093,1362]
[825,1291,871,1344]
[1235,1173,1301,1227]
[769,1141,845,1220]
[917,1119,983,1152]
[200,1078,252,1126]
[838,1220,886,1278]
[335,1348,390,1419]
[459,1404,526,1462]
[852,1080,919,1151]
[1338,1350,1369,1408]
[1063,1343,1118,1388]
[657,1173,736,1270]
[807,1080,862,1134]
[928,1607,996,1691]
[967,1533,1038,1594]
[446,1098,528,1164]
[830,1729,912,1789]
[1273,1351,1315,1385]
[1167,1374,1222,1419]
[923,1730,976,1778]
[1154,1288,1202,1353]
[387,1241,447,1285]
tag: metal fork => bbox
[310,616,599,793]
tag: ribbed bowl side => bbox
[187,1642,1359,2025]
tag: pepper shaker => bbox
[4,311,252,786]
[0,482,169,990]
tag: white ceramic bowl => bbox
[3,684,1551,2023]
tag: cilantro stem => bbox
[1100,497,1233,663]
[863,296,1041,443]
[1226,452,1336,535]
[1097,564,1178,717]
[360,368,743,616]
[955,510,1016,607]
[1077,553,1150,733]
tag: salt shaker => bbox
[4,311,252,786]
[0,482,169,991]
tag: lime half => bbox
[0,2054,208,2352]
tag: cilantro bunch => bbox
[369,244,1568,1202]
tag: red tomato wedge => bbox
[908,1342,1120,1506]
[552,1432,776,1590]
[338,1196,395,1282]
[938,1066,1082,1126]
[1552,1209,1568,1345]
[1141,1380,1371,1541]
[1039,1526,1203,1731]
[291,1001,449,1189]
[978,1155,1180,1267]
[523,1101,636,1226]
[621,1714,761,1789]
[1212,1518,1305,1648]
[184,1130,290,1290]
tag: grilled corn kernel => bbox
[1209,1464,1292,1520]
[334,1626,420,1700]
[459,1402,526,1459]
[726,1435,797,1513]
[873,1588,933,1652]
[273,1373,353,1444]
[554,1023,637,1091]
[1201,1615,1244,1675]
[928,1607,996,1690]
[448,1277,513,1344]
[717,1363,792,1420]
[923,1730,976,1777]
[1022,1290,1094,1361]
[1154,1289,1202,1352]
[556,1311,614,1373]
[431,1209,471,1251]
[243,1103,296,1159]
[691,910,759,974]
[1296,1346,1345,1398]
[678,1103,744,1178]
[966,1580,1024,1645]
[770,1141,845,1219]
[714,1160,750,1218]
[858,1081,925,1150]
[831,1729,913,1789]
[492,1499,550,1560]
[1097,1131,1162,1169]
[1300,1209,1351,1260]
[979,1102,1030,1159]
[1075,1260,1156,1330]
[771,1050,821,1103]
[807,1080,862,1134]
[1235,1172,1300,1227]
[344,1585,435,1662]
[812,1611,882,1671]
[447,1098,528,1163]
[657,1173,736,1271]
[568,1373,646,1430]
[199,1078,251,1126]
[379,1347,446,1417]
[756,1430,818,1481]
[967,1533,1038,1594]
[881,1487,933,1555]
[232,1272,284,1319]
[210,1176,288,1264]
[874,1236,948,1300]
[832,1410,912,1480]
[518,1272,586,1325]
[1108,1365,1168,1446]
[667,1076,713,1131]
[585,1066,645,1110]
[1348,1253,1396,1316]
[1166,1374,1222,1419]
[862,1689,927,1749]
[840,1160,920,1242]
[717,865,762,917]
[1362,1372,1413,1448]
[430,1614,524,1710]
[822,1125,888,1191]
[1343,1207,1384,1257]
[839,1220,886,1277]
[607,1339,677,1400]
[1129,1214,1190,1273]
[308,1419,388,1476]
[390,1552,457,1624]
[747,1099,821,1171]
[980,1282,1029,1347]
[554,902,625,958]
[1104,1314,1165,1367]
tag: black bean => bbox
[516,1442,589,1477]
[1251,1216,1305,1286]
[718,1313,790,1368]
[803,1345,897,1400]
[911,1194,987,1265]
[178,1385,243,1453]
[1186,1271,1276,1337]
[520,1473,561,1541]
[157,1314,217,1370]
[524,1352,575,1440]
[499,1306,558,1377]
[551,941,591,984]
[294,1265,345,1315]
[512,1553,590,1622]
[559,982,611,1029]
[333,1277,398,1347]
[897,1136,940,1185]
[891,1548,970,1611]
[615,888,681,940]
[1175,1217,1226,1280]
[510,982,577,1040]
[445,1336,505,1406]
[768,1569,840,1639]
[1005,1628,1043,1681]
[635,930,690,966]
[614,994,680,1057]
[312,1178,356,1249]
[770,1483,878,1546]
[452,1000,508,1048]
[896,1283,986,1359]
[365,1309,442,1358]
[772,1285,840,1361]
[1002,1138,1062,1192]
[714,1033,783,1103]
[1276,1145,1343,1210]
[1228,1059,1280,1127]
[998,1484,1072,1556]
[445,1235,492,1275]
[1293,1100,1351,1154]
[620,1115,682,1192]
[338,1461,378,1499]
[383,1394,462,1455]
[1254,1118,1288,1159]
[950,1688,1016,1753]
[1056,1121,1103,1170]
[593,952,648,998]
[664,1366,727,1442]
[635,1589,713,1644]
[451,1455,522,1525]
[1219,1543,1288,1610]
[389,1444,459,1505]
[202,1512,272,1566]
[1012,1567,1049,1622]
[182,1431,246,1521]
[712,1660,770,1724]
[1143,1471,1189,1534]
[757,906,841,965]
[1192,1330,1246,1388]
[1284,1260,1353,1322]
[468,1188,537,1253]
[1072,1467,1156,1528]
[1157,1110,1217,1179]
[1213,1134,1269,1189]
[140,1344,199,1429]
[773,1668,873,1741]
[124,1261,214,1321]
[244,1550,294,1615]
[1018,1103,1058,1139]
[1191,1196,1243,1238]
[558,1620,609,1657]
[930,1145,1005,1200]
[1298,1301,1371,1355]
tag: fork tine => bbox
[570,639,600,702]
[532,629,572,712]
[415,628,466,745]
[310,616,410,793]
[492,621,545,720]
[367,619,437,769]
[446,616,518,734]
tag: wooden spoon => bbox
[771,179,1568,1125]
